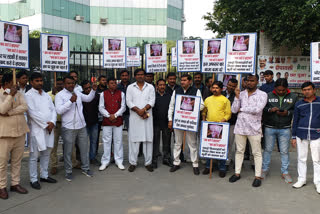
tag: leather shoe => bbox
[252,178,262,187]
[145,165,154,172]
[128,165,136,172]
[50,167,57,175]
[202,168,210,175]
[40,177,57,183]
[170,165,180,172]
[152,161,158,169]
[162,159,173,167]
[10,184,28,194]
[30,181,41,190]
[219,170,226,178]
[0,188,8,200]
[229,174,241,183]
[193,167,200,175]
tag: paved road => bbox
[0,131,319,214]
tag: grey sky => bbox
[184,0,216,39]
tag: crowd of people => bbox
[0,68,319,200]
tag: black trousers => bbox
[153,126,172,161]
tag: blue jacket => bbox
[292,96,320,140]
[259,80,275,94]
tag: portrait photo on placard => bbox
[48,36,63,51]
[108,39,121,51]
[207,40,221,54]
[232,35,249,51]
[150,44,162,56]
[183,41,195,54]
[318,43,320,60]
[4,23,22,44]
[180,96,195,112]
[207,124,223,139]
[129,47,137,56]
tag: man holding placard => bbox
[229,74,267,187]
[202,81,231,178]
[168,74,204,175]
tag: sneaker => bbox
[261,170,268,179]
[99,163,109,171]
[65,173,73,182]
[117,163,125,170]
[229,174,241,183]
[82,170,93,177]
[282,174,293,184]
[292,181,306,189]
[316,184,320,194]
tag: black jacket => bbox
[165,84,181,96]
[222,90,237,125]
[153,92,171,129]
[82,91,100,126]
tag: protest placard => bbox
[103,37,126,68]
[311,42,320,82]
[40,33,69,72]
[225,33,256,74]
[126,47,141,67]
[145,43,167,73]
[202,39,226,73]
[177,40,201,72]
[171,47,177,67]
[173,94,201,132]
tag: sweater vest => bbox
[102,89,123,127]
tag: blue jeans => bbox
[206,159,226,171]
[262,127,290,174]
[87,123,99,160]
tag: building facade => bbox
[0,0,185,50]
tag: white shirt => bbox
[74,84,82,93]
[126,82,155,142]
[25,88,57,152]
[55,88,96,129]
[168,88,204,121]
[99,90,126,118]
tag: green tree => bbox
[203,0,320,52]
[29,30,41,39]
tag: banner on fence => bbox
[311,42,320,82]
[171,47,177,67]
[202,38,226,73]
[103,37,126,68]
[177,40,201,72]
[145,43,167,73]
[126,47,141,67]
[0,21,29,69]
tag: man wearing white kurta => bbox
[25,73,57,190]
[126,69,155,172]
[99,77,126,171]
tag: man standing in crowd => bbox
[25,73,57,190]
[168,74,204,175]
[17,70,31,95]
[262,78,297,183]
[55,76,97,181]
[70,71,82,93]
[0,74,29,199]
[202,81,231,177]
[229,74,267,187]
[165,72,180,96]
[99,77,126,171]
[117,70,131,129]
[205,77,213,92]
[126,69,155,172]
[152,79,173,168]
[291,82,320,194]
[193,72,210,100]
[81,80,100,166]
[0,71,3,89]
[145,73,155,87]
[48,78,65,175]
[260,70,275,93]
[221,78,238,170]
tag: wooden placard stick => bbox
[13,68,16,85]
[209,159,213,179]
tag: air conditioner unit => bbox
[181,14,186,22]
[75,15,84,22]
[100,18,108,24]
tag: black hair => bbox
[157,78,166,85]
[248,74,259,81]
[228,78,238,84]
[134,68,145,76]
[63,75,75,82]
[30,72,43,81]
[69,71,78,76]
[181,74,192,81]
[2,73,13,85]
[264,70,274,76]
[56,78,63,82]
[205,77,212,84]
[301,81,315,89]
[259,71,264,75]
[166,72,176,78]
[146,73,154,76]
[98,75,107,81]
[276,72,281,76]
[120,70,129,75]
[274,78,288,88]
[212,81,223,89]
[16,70,28,79]
[107,77,116,83]
[81,80,90,87]
[194,72,203,78]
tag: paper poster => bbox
[171,47,177,67]
[126,47,141,67]
[257,55,311,87]
[225,33,257,74]
[103,37,126,68]
[202,38,226,73]
[311,42,320,82]
[145,43,167,73]
[177,40,201,72]
[0,21,29,69]
[40,33,69,72]
[199,122,230,160]
[173,94,201,132]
